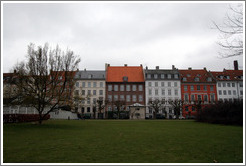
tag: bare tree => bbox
[213,4,243,58]
[168,99,183,119]
[96,98,108,119]
[148,98,164,119]
[12,43,80,124]
[113,100,126,119]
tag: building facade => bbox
[145,66,181,119]
[105,64,145,119]
[179,68,217,118]
[73,70,106,118]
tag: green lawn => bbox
[3,120,243,163]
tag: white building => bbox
[74,70,106,119]
[145,66,181,119]
[211,68,243,102]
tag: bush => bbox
[3,114,50,123]
[196,100,243,126]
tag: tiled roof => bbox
[107,66,144,82]
[74,70,105,80]
[210,70,243,81]
[179,69,215,83]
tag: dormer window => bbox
[197,74,201,77]
[194,77,200,82]
[219,76,223,79]
[161,74,165,79]
[183,77,187,81]
[123,76,128,82]
[207,77,212,82]
[187,74,191,77]
[174,74,178,79]
[167,74,171,79]
[154,74,158,79]
[147,74,151,79]
[88,74,93,79]
[226,76,230,79]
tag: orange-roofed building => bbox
[105,64,145,119]
[179,68,217,118]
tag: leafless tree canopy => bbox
[13,43,81,124]
[213,4,243,58]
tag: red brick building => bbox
[105,64,145,118]
[179,68,217,118]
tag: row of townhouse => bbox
[3,61,243,119]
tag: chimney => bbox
[146,66,148,70]
[140,64,142,67]
[223,68,226,72]
[234,60,238,70]
[124,64,127,67]
[188,67,192,70]
[203,67,207,71]
[172,65,175,70]
[84,68,86,71]
[156,66,159,70]
[14,70,16,73]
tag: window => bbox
[82,90,85,95]
[132,95,137,102]
[223,83,226,87]
[114,85,118,91]
[227,83,231,87]
[108,106,112,111]
[239,82,243,87]
[93,82,97,87]
[194,77,200,82]
[204,95,208,102]
[174,74,178,79]
[126,85,130,91]
[93,98,97,104]
[185,106,189,112]
[120,85,124,91]
[211,94,215,102]
[74,90,79,96]
[114,95,118,101]
[232,83,235,87]
[219,90,222,95]
[168,74,171,79]
[191,95,195,101]
[162,89,165,95]
[226,76,230,79]
[183,77,187,81]
[148,82,152,87]
[197,95,202,101]
[161,74,165,79]
[99,90,103,95]
[87,98,91,104]
[88,82,91,87]
[197,85,201,91]
[184,94,189,102]
[190,86,194,91]
[210,86,214,91]
[76,82,79,87]
[207,77,212,82]
[161,82,165,87]
[132,85,137,91]
[175,89,178,96]
[82,82,85,88]
[139,95,143,102]
[218,83,221,87]
[233,90,236,95]
[120,95,124,101]
[174,82,178,87]
[108,95,112,101]
[168,82,171,87]
[93,90,96,95]
[154,74,158,79]
[184,86,188,91]
[139,85,143,91]
[149,89,152,95]
[100,82,103,87]
[155,82,158,87]
[192,106,196,112]
[228,90,231,95]
[155,89,158,96]
[168,89,171,96]
[108,85,112,91]
[223,90,227,95]
[88,90,91,95]
[203,85,207,91]
[58,76,62,80]
[87,107,90,112]
[126,95,131,102]
[240,91,243,95]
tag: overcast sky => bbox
[2,2,244,73]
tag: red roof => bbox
[179,69,215,83]
[210,70,243,81]
[106,66,144,82]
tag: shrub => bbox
[196,100,243,126]
[3,114,50,123]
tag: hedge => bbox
[3,114,50,123]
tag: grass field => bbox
[3,120,243,163]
